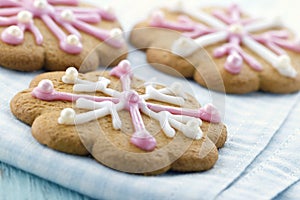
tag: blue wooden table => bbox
[0,162,91,199]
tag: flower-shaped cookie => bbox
[0,0,127,72]
[11,60,227,175]
[130,3,300,94]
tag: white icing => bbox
[244,17,282,33]
[159,82,187,99]
[73,77,120,97]
[75,98,122,129]
[58,108,76,124]
[168,1,184,13]
[185,7,226,29]
[7,25,22,37]
[243,36,297,77]
[103,5,114,15]
[143,85,185,106]
[33,0,48,9]
[60,9,74,22]
[274,55,297,78]
[194,30,228,47]
[37,79,54,93]
[109,28,123,42]
[140,102,202,139]
[167,3,297,78]
[58,65,205,140]
[66,34,80,45]
[171,36,199,57]
[62,67,78,84]
[229,23,244,34]
[17,11,33,24]
[168,118,202,139]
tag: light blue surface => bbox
[1,0,300,199]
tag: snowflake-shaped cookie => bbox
[0,0,127,71]
[11,60,227,174]
[130,3,300,93]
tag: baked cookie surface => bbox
[0,0,127,72]
[11,60,227,175]
[130,3,300,94]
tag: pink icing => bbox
[32,60,222,151]
[146,103,221,123]
[150,4,300,74]
[31,79,119,103]
[0,0,122,54]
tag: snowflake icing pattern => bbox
[150,3,300,77]
[31,60,221,151]
[0,0,124,54]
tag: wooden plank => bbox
[0,162,92,200]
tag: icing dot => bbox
[151,11,164,24]
[109,28,122,39]
[66,34,80,45]
[170,1,184,12]
[17,11,33,24]
[229,24,244,34]
[6,26,22,37]
[277,55,291,69]
[60,9,74,22]
[62,67,78,84]
[103,5,114,13]
[58,108,76,124]
[37,79,54,93]
[33,0,48,9]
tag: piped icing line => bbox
[177,5,226,29]
[0,0,22,7]
[32,60,222,151]
[243,36,297,77]
[55,6,116,21]
[0,7,23,16]
[146,102,221,123]
[31,79,119,103]
[0,0,123,54]
[47,0,79,6]
[163,2,299,77]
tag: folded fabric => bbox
[276,181,300,200]
[217,95,300,199]
[0,58,299,199]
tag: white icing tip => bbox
[103,5,114,14]
[62,67,78,84]
[151,11,165,24]
[58,108,76,124]
[168,1,184,12]
[183,119,203,139]
[229,23,244,34]
[66,34,80,46]
[61,9,74,22]
[171,37,199,57]
[37,79,54,93]
[7,25,22,37]
[110,28,122,38]
[17,11,33,23]
[275,55,297,78]
[33,0,48,9]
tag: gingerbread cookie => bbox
[0,0,127,72]
[11,60,227,175]
[130,3,300,94]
